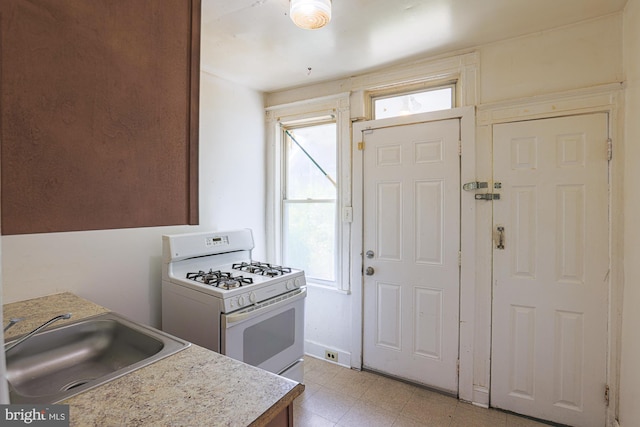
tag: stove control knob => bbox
[249,292,257,304]
[286,280,294,290]
[237,296,246,306]
[294,278,302,288]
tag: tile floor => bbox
[294,357,551,427]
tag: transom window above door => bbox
[372,85,454,119]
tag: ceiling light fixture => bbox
[290,0,331,30]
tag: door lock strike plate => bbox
[475,193,500,200]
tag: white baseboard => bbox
[304,339,351,368]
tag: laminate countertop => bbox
[3,293,304,426]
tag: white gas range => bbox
[161,229,307,382]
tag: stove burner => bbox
[186,269,253,289]
[232,262,292,277]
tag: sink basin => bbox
[5,312,190,403]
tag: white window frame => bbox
[266,93,351,292]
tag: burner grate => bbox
[186,269,253,289]
[232,262,292,277]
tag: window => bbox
[373,85,454,119]
[266,93,349,291]
[282,121,337,284]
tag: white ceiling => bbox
[200,0,627,93]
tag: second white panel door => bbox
[491,113,609,427]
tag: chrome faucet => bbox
[4,313,72,353]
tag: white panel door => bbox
[362,118,460,393]
[491,114,609,427]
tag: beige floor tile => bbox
[393,413,453,427]
[401,392,458,422]
[304,366,341,387]
[454,402,507,423]
[450,416,504,427]
[373,374,421,393]
[324,367,379,399]
[306,357,345,374]
[450,403,507,427]
[304,356,327,371]
[300,358,558,427]
[303,358,347,385]
[336,400,398,427]
[300,388,358,423]
[297,380,325,404]
[412,386,458,404]
[361,375,415,412]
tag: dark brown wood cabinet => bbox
[261,403,294,427]
[0,0,200,234]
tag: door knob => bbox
[365,266,375,276]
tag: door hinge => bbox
[456,359,460,376]
[458,251,461,267]
[607,138,613,161]
[605,384,610,406]
[357,142,364,151]
[458,140,462,156]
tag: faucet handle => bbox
[4,318,25,332]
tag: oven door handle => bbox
[224,287,307,325]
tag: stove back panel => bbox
[163,229,254,262]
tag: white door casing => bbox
[490,114,609,426]
[361,118,461,393]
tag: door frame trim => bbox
[350,106,476,401]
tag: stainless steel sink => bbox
[5,312,190,403]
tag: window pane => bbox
[283,201,335,282]
[374,87,453,119]
[285,123,337,199]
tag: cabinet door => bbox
[0,0,200,234]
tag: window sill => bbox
[305,280,351,295]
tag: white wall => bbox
[1,71,266,328]
[480,14,622,103]
[620,0,640,425]
[198,71,267,256]
[304,286,352,365]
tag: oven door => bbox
[221,287,306,379]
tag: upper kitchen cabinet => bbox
[0,0,200,234]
